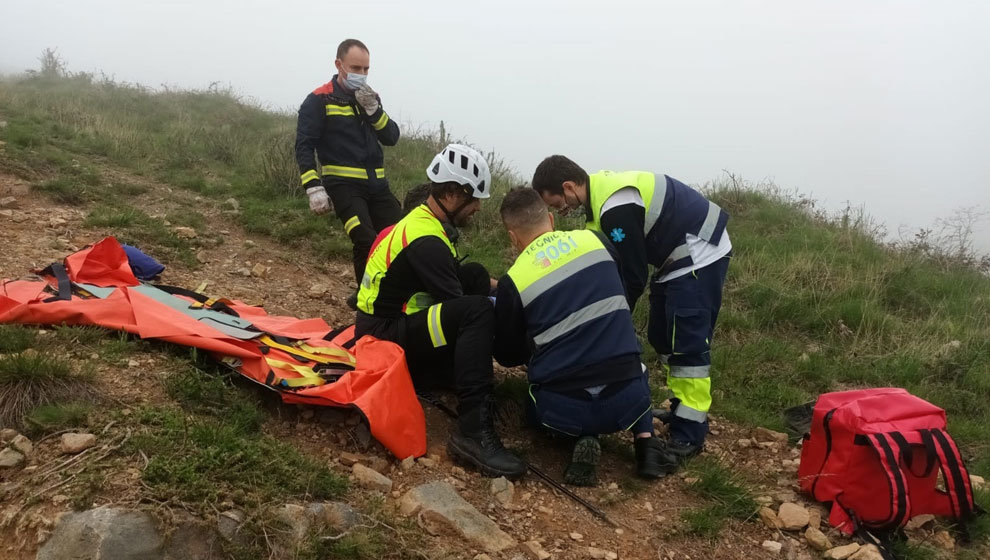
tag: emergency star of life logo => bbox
[610,228,626,243]
[533,253,552,268]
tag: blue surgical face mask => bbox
[343,71,367,90]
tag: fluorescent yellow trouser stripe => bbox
[265,358,325,387]
[325,104,355,116]
[259,335,351,366]
[427,303,447,347]
[666,374,712,418]
[372,112,389,130]
[300,170,319,184]
[321,165,386,180]
[344,216,361,234]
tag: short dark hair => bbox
[430,181,470,202]
[500,187,548,231]
[402,183,431,213]
[336,39,369,60]
[531,155,589,196]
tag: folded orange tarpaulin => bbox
[0,237,426,459]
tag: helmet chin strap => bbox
[437,188,476,233]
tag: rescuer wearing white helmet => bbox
[354,144,526,479]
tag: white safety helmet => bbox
[426,143,492,199]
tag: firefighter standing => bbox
[532,156,732,471]
[296,38,401,308]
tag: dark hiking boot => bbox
[652,408,673,424]
[448,398,527,480]
[563,436,600,486]
[345,291,358,310]
[635,437,678,479]
[665,439,704,462]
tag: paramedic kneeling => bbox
[492,188,676,485]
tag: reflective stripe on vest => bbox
[507,230,626,347]
[586,171,667,236]
[357,204,456,315]
[322,165,386,180]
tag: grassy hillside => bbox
[1,62,988,488]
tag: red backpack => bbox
[798,388,978,535]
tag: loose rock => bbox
[338,451,364,466]
[174,226,197,239]
[490,476,515,507]
[274,504,311,543]
[849,544,884,560]
[399,481,516,552]
[759,507,782,529]
[569,532,584,541]
[217,509,244,541]
[970,474,985,490]
[352,463,393,492]
[0,196,16,208]
[588,547,607,559]
[250,263,268,278]
[521,540,551,560]
[10,433,32,456]
[321,501,360,531]
[37,506,164,560]
[753,427,789,443]
[808,508,822,531]
[904,513,935,531]
[0,428,18,443]
[61,432,97,454]
[400,456,416,470]
[762,540,783,554]
[777,502,810,530]
[0,448,25,468]
[804,527,831,551]
[824,543,861,560]
[932,530,955,551]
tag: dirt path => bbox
[0,170,931,560]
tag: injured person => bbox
[492,188,678,485]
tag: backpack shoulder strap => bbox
[864,432,913,530]
[924,428,977,520]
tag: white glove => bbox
[306,186,331,214]
[355,84,380,115]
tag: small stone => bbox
[737,438,753,448]
[49,217,67,227]
[250,263,268,278]
[0,448,25,468]
[127,359,140,367]
[308,283,330,297]
[644,501,653,512]
[451,466,467,477]
[824,543,861,560]
[569,532,584,541]
[762,540,783,554]
[683,477,699,484]
[777,502,810,530]
[399,482,515,552]
[338,451,364,466]
[60,432,96,454]
[236,267,252,277]
[804,527,831,551]
[756,495,774,505]
[904,513,935,531]
[753,427,789,443]
[932,530,954,551]
[400,456,416,470]
[10,434,32,456]
[605,553,618,560]
[0,196,17,208]
[490,476,515,507]
[352,463,392,492]
[243,239,256,248]
[588,547,607,559]
[759,507,782,529]
[224,198,240,211]
[196,250,210,264]
[417,457,436,468]
[848,544,883,560]
[521,540,551,560]
[607,482,618,490]
[174,226,197,238]
[808,508,822,531]
[970,474,986,490]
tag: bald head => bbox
[500,188,554,250]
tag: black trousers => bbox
[356,295,496,415]
[325,178,401,284]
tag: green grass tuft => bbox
[0,325,37,353]
[0,351,95,428]
[679,456,759,539]
[24,402,91,434]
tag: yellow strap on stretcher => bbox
[265,357,326,388]
[259,335,356,365]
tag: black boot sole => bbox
[447,438,527,480]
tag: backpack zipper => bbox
[811,407,837,497]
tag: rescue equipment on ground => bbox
[799,388,981,539]
[0,237,425,459]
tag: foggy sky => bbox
[2,0,989,251]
